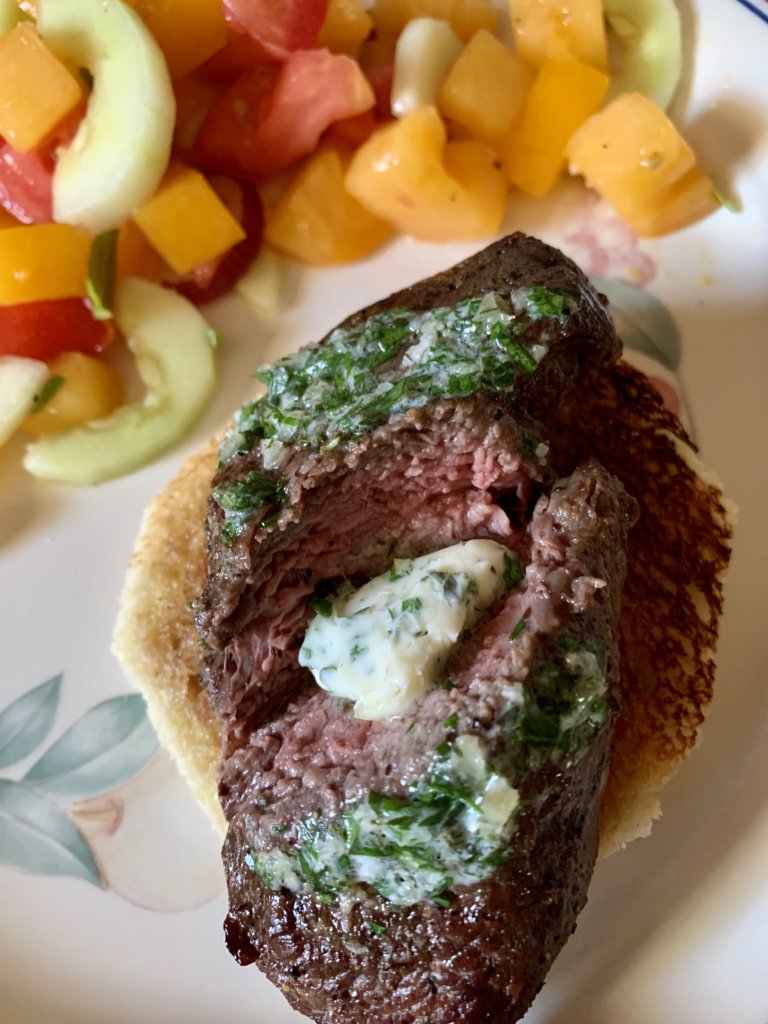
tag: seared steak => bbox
[195,234,636,1022]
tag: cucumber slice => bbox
[37,0,175,233]
[0,357,49,448]
[23,280,216,485]
[604,0,682,110]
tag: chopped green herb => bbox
[401,597,423,613]
[525,286,575,319]
[509,618,527,641]
[309,595,333,618]
[31,374,66,412]
[213,469,287,542]
[368,921,387,936]
[443,712,458,731]
[85,229,118,321]
[442,679,456,692]
[503,553,525,589]
[406,722,416,733]
[271,823,288,834]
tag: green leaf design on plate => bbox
[0,779,102,887]
[0,675,62,771]
[22,694,158,801]
[592,278,681,371]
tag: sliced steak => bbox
[194,234,636,1023]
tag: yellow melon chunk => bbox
[345,105,506,241]
[0,23,83,152]
[136,0,229,80]
[266,147,393,265]
[0,224,90,305]
[438,29,532,146]
[133,165,245,275]
[23,352,124,435]
[505,58,609,198]
[319,0,374,54]
[565,92,718,235]
[507,0,608,71]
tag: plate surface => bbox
[2,1,768,1021]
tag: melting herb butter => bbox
[248,734,520,907]
[220,288,573,468]
[299,540,521,720]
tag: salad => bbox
[0,0,721,484]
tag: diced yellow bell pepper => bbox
[565,92,718,236]
[266,146,393,264]
[132,165,246,275]
[507,0,608,72]
[345,106,506,241]
[132,0,229,80]
[504,58,609,198]
[0,23,84,152]
[319,0,374,54]
[438,29,532,146]
[371,0,496,44]
[116,219,164,282]
[0,224,90,305]
[23,351,124,436]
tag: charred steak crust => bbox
[194,234,637,1023]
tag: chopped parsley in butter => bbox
[299,540,520,720]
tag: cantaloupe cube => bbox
[438,29,532,146]
[508,0,608,72]
[133,165,246,275]
[116,219,164,282]
[0,23,83,152]
[266,147,393,264]
[565,93,718,236]
[319,0,374,54]
[345,105,506,241]
[22,351,124,435]
[0,224,90,305]
[371,0,496,43]
[137,0,229,80]
[505,58,609,197]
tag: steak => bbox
[195,234,637,1022]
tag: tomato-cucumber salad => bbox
[0,0,722,484]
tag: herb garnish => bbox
[31,374,66,412]
[85,229,118,321]
[213,470,287,542]
[509,618,527,641]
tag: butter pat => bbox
[299,539,516,720]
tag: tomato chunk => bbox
[0,298,115,361]
[223,0,330,60]
[194,49,374,181]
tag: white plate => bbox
[2,1,768,1020]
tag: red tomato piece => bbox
[223,0,330,60]
[166,178,265,305]
[198,31,269,82]
[0,108,84,225]
[0,297,115,361]
[194,49,374,182]
[0,141,55,224]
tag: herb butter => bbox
[299,540,521,720]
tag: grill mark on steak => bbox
[194,234,635,1023]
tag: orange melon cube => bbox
[135,0,229,80]
[438,29,532,146]
[345,105,506,241]
[0,24,84,152]
[504,58,609,197]
[266,147,393,264]
[566,92,697,211]
[0,224,90,306]
[565,94,718,236]
[23,351,124,436]
[319,0,374,54]
[116,219,165,282]
[507,0,608,71]
[371,0,496,43]
[133,165,246,275]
